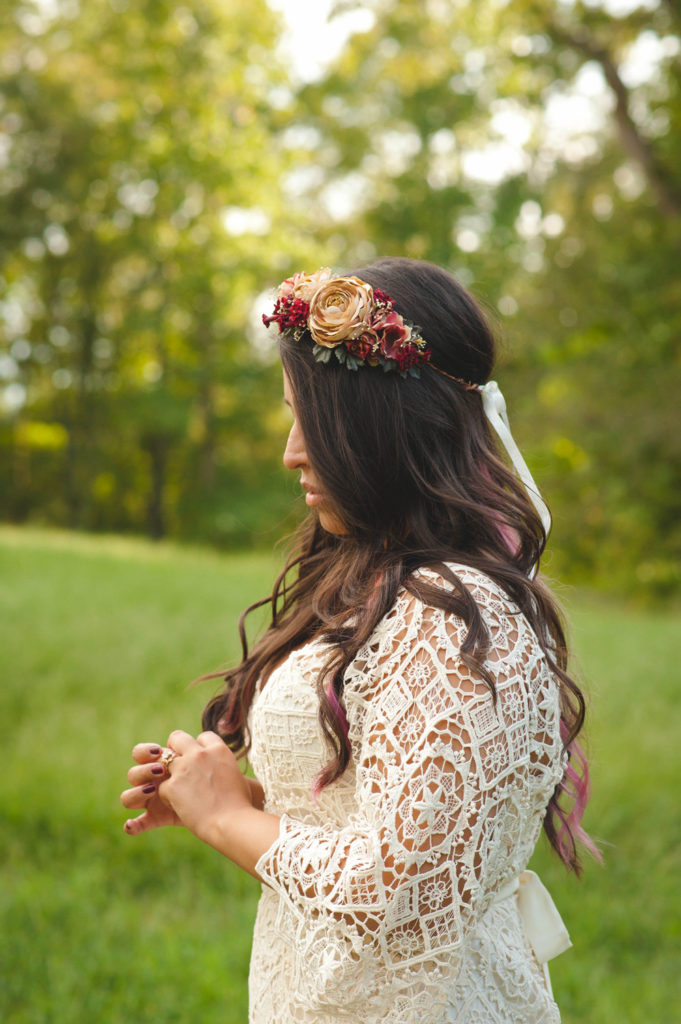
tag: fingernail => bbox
[142,784,156,794]
[149,746,162,755]
[151,765,165,775]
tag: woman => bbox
[121,258,598,1024]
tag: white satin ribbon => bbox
[493,870,572,965]
[479,381,552,542]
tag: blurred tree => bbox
[2,0,679,595]
[283,0,681,594]
[0,0,321,543]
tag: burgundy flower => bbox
[346,334,377,361]
[371,309,412,360]
[372,288,393,308]
[262,296,310,333]
[394,342,432,372]
[262,268,431,374]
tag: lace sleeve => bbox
[254,580,552,1015]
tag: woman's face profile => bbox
[282,369,347,536]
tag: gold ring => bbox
[160,748,178,770]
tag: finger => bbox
[166,729,200,755]
[131,743,165,764]
[120,783,159,810]
[124,812,156,836]
[196,730,224,748]
[127,762,167,786]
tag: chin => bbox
[318,509,348,536]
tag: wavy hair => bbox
[203,258,599,874]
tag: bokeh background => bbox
[2,0,680,594]
[1,1,680,1022]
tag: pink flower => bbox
[371,309,412,360]
[280,268,333,302]
[278,273,306,299]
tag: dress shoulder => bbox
[412,561,523,614]
[344,562,530,699]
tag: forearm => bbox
[197,805,281,882]
[246,776,266,811]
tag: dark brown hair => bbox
[203,258,597,874]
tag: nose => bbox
[283,418,307,471]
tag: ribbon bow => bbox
[480,381,552,542]
[495,870,572,965]
[518,870,572,964]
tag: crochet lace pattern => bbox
[247,565,566,1023]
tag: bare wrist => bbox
[198,805,281,881]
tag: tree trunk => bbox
[552,22,681,218]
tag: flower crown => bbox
[262,268,432,377]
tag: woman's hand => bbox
[121,731,254,841]
[120,742,183,835]
[156,730,253,843]
[121,731,280,879]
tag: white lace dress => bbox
[247,565,568,1024]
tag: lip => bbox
[301,480,325,507]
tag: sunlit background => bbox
[1,0,679,594]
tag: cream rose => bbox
[280,268,333,302]
[308,276,375,348]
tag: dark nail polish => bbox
[142,784,156,794]
[149,746,162,755]
[151,765,165,775]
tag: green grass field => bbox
[1,527,680,1023]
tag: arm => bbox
[245,775,265,811]
[121,737,278,881]
[122,584,536,1013]
[247,592,530,1011]
[122,594,516,906]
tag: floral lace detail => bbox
[247,565,565,1023]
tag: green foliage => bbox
[1,528,680,1022]
[0,0,320,545]
[286,0,681,596]
[1,0,680,594]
